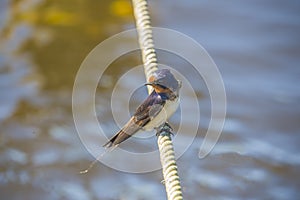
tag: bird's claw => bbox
[156,122,174,136]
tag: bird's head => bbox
[145,69,181,98]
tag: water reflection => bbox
[1,0,300,199]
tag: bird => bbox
[103,69,181,149]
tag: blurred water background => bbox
[1,0,300,199]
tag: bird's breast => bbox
[143,97,180,131]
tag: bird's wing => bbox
[135,91,165,122]
[103,117,140,148]
[103,91,165,148]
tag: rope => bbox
[132,0,158,93]
[158,128,183,200]
[131,0,183,199]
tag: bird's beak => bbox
[144,82,156,86]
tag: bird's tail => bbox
[103,129,131,148]
[103,117,141,148]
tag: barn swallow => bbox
[103,69,181,148]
